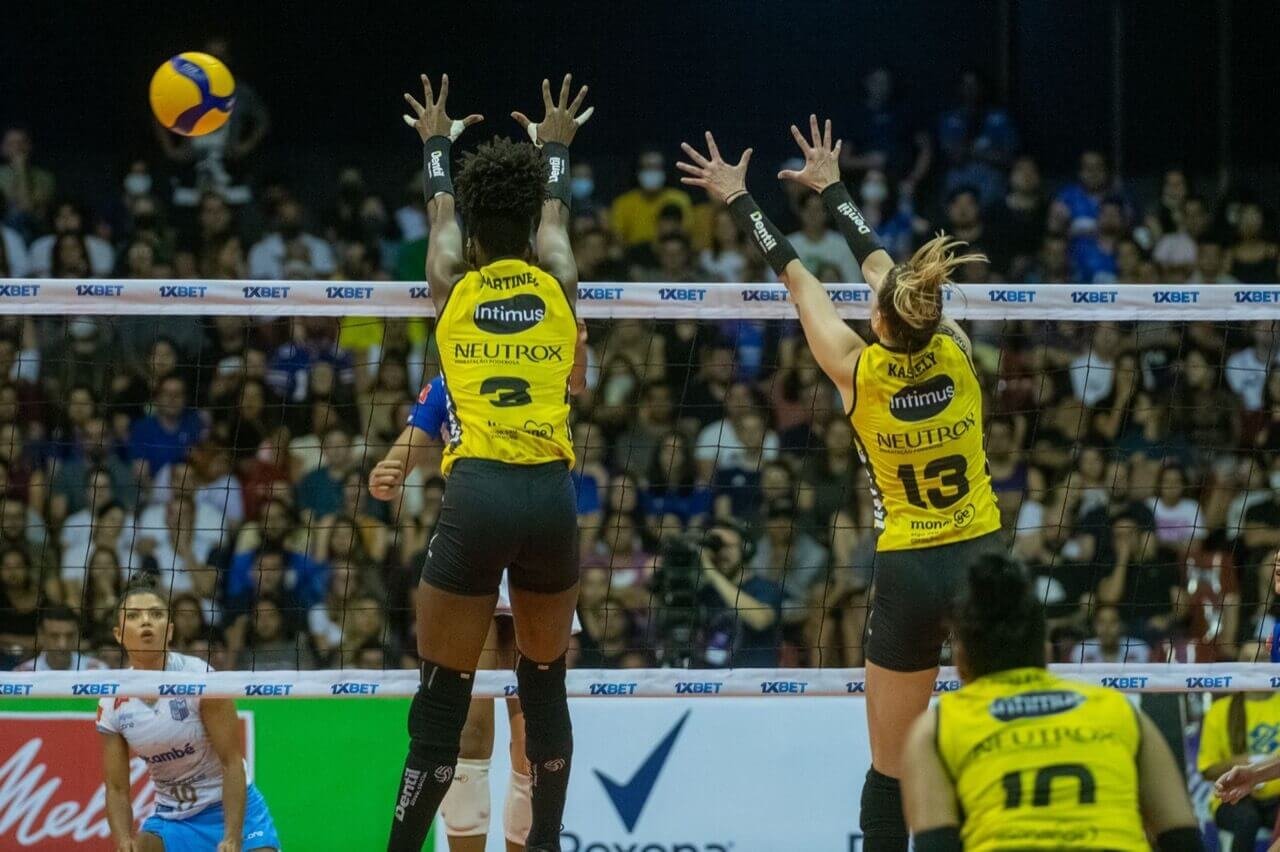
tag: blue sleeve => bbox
[1272,620,1280,663]
[407,375,448,438]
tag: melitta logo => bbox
[473,293,546,334]
[760,681,808,694]
[988,289,1035,303]
[934,679,962,693]
[0,684,32,696]
[75,284,123,297]
[1100,676,1148,689]
[1236,290,1280,303]
[409,286,431,299]
[747,210,777,253]
[244,683,293,696]
[331,682,380,695]
[828,288,870,303]
[453,341,564,363]
[659,287,706,302]
[594,711,690,832]
[578,286,623,300]
[159,285,206,298]
[1186,675,1232,689]
[241,285,291,299]
[845,681,866,694]
[1152,290,1198,304]
[589,682,638,696]
[0,284,40,298]
[888,374,956,422]
[1071,290,1117,304]
[158,683,206,697]
[145,742,196,764]
[742,288,788,302]
[674,682,722,695]
[326,286,373,300]
[71,683,118,696]
[988,690,1085,722]
[427,150,446,179]
[835,201,871,234]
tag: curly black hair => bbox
[455,137,547,259]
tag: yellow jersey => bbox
[849,333,1001,550]
[1198,693,1280,811]
[436,258,576,476]
[937,668,1147,851]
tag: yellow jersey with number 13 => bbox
[436,258,576,476]
[849,332,1000,551]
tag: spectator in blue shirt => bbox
[1053,149,1112,239]
[127,375,207,479]
[295,426,354,519]
[696,520,784,667]
[938,71,1019,207]
[267,317,356,403]
[642,431,713,540]
[1070,197,1128,283]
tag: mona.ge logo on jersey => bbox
[888,374,956,423]
[473,294,546,334]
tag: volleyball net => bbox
[2,279,1280,700]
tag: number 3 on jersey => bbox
[480,376,532,408]
[898,454,969,509]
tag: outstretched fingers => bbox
[809,114,823,149]
[438,73,449,107]
[704,131,722,163]
[790,124,810,153]
[420,74,433,107]
[542,78,555,112]
[736,147,753,170]
[558,73,573,109]
[568,84,589,116]
[511,111,532,130]
[403,92,425,118]
[823,118,833,151]
[679,141,710,167]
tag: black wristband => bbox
[912,827,961,852]
[727,193,799,276]
[820,182,885,265]
[422,135,454,201]
[1156,827,1204,852]
[542,142,571,208]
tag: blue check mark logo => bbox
[593,710,691,832]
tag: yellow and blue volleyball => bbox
[149,52,235,137]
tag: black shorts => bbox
[865,530,1004,672]
[423,459,579,596]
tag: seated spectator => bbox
[1181,538,1240,662]
[134,496,219,604]
[1189,238,1237,284]
[576,568,633,668]
[680,341,735,430]
[572,421,608,557]
[937,70,1018,206]
[695,383,780,481]
[336,593,387,667]
[611,381,676,476]
[786,193,859,284]
[641,431,712,541]
[1197,678,1280,850]
[78,547,124,640]
[267,318,356,404]
[0,546,43,665]
[697,520,783,667]
[308,563,364,665]
[751,497,827,628]
[335,469,388,558]
[990,156,1048,274]
[1171,349,1241,458]
[1068,321,1124,407]
[625,202,689,275]
[584,475,655,602]
[296,426,354,519]
[1224,201,1278,284]
[1069,197,1127,283]
[1145,465,1206,552]
[1053,149,1112,239]
[798,418,856,541]
[14,605,105,671]
[169,592,211,656]
[135,459,229,562]
[609,149,692,247]
[127,374,208,481]
[768,343,827,451]
[223,545,315,659]
[28,200,115,276]
[699,207,748,283]
[190,441,245,531]
[807,504,874,667]
[248,196,335,278]
[1226,320,1280,415]
[235,595,316,671]
[1096,512,1182,641]
[1068,605,1152,663]
[1,216,28,276]
[0,126,56,234]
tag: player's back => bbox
[936,667,1146,851]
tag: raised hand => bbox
[777,114,843,193]
[368,458,406,502]
[512,73,593,147]
[676,132,752,205]
[402,74,483,144]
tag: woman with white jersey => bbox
[99,576,280,852]
[370,367,585,851]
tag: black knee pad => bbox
[407,660,477,764]
[859,767,908,850]
[515,653,572,760]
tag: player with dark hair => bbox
[900,554,1202,851]
[99,576,280,852]
[678,117,1003,850]
[380,73,590,852]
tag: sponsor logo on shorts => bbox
[244,683,294,696]
[888,374,956,422]
[1071,290,1117,304]
[674,681,722,695]
[1100,676,1148,690]
[1186,675,1232,689]
[741,288,788,302]
[76,283,123,297]
[987,289,1036,303]
[589,682,637,696]
[158,683,206,696]
[659,287,706,302]
[0,284,40,298]
[159,285,206,299]
[578,286,623,300]
[988,690,1085,722]
[1236,290,1280,303]
[760,680,808,694]
[1152,290,1198,304]
[71,683,119,696]
[326,285,373,300]
[330,682,381,695]
[473,293,546,334]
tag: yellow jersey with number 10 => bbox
[936,668,1147,851]
[849,333,1001,551]
[436,258,576,476]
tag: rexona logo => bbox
[888,374,956,423]
[1071,290,1117,304]
[473,294,546,334]
[988,690,1085,722]
[593,710,690,832]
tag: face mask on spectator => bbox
[1270,471,1280,490]
[571,176,594,200]
[860,179,888,205]
[637,168,665,192]
[124,173,152,197]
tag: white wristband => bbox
[525,107,595,148]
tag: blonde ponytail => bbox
[880,232,986,349]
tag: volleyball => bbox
[149,52,235,137]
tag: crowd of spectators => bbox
[4,63,1280,674]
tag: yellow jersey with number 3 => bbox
[936,668,1147,851]
[849,332,1000,551]
[436,258,576,476]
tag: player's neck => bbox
[129,650,167,671]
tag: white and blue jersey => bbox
[96,653,280,850]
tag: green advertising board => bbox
[0,698,432,850]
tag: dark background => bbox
[2,1,1276,206]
